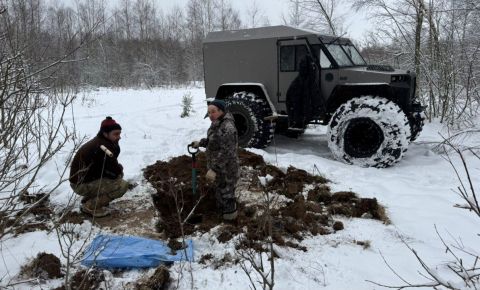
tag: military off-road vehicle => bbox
[203,25,425,167]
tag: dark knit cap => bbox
[100,116,122,133]
[208,99,226,112]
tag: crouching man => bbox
[192,99,239,221]
[69,116,129,217]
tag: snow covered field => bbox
[1,87,479,289]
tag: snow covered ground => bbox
[1,87,479,289]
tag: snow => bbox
[1,86,479,289]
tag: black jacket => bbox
[286,55,324,123]
[69,134,123,184]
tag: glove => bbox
[205,169,216,182]
[191,141,200,148]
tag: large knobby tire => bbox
[327,96,411,168]
[226,91,275,148]
[408,110,426,142]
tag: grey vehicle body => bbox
[204,25,421,120]
[203,25,424,167]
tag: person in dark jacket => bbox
[192,99,239,221]
[286,54,324,130]
[69,116,129,217]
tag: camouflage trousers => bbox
[215,171,238,214]
[70,177,129,203]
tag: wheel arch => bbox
[326,84,402,121]
[225,91,275,148]
[215,83,277,115]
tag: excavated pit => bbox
[144,149,389,250]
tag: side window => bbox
[319,49,332,69]
[280,46,295,72]
[295,45,308,69]
[280,44,311,72]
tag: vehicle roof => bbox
[204,25,351,44]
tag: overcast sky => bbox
[149,0,373,41]
[68,0,373,41]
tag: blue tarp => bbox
[81,234,194,269]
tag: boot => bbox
[287,119,305,131]
[80,195,111,218]
[222,199,238,221]
[127,182,138,190]
[223,210,238,221]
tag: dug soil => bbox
[144,149,389,250]
[19,252,62,280]
[69,268,105,290]
[60,197,158,238]
[135,265,170,290]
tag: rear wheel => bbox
[327,96,411,168]
[226,91,275,148]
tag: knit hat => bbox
[100,116,122,133]
[208,99,226,112]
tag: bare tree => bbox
[292,0,346,36]
[216,0,241,31]
[184,0,242,84]
[246,0,270,28]
[159,175,205,290]
[369,139,480,289]
[0,2,103,286]
[282,0,309,28]
[0,0,247,88]
[163,6,188,86]
[54,220,94,289]
[1,3,77,238]
[353,0,480,127]
[237,181,277,290]
[133,0,156,42]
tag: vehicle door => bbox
[277,39,311,104]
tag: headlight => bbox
[391,75,408,82]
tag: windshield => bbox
[341,44,367,65]
[325,44,353,67]
[325,43,367,67]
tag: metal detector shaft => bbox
[187,144,199,196]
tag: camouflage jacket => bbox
[199,112,239,177]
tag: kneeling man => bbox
[69,116,129,217]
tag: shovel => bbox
[187,143,203,224]
[187,144,199,196]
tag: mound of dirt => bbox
[19,252,62,279]
[144,149,389,251]
[9,192,53,236]
[18,192,53,219]
[167,239,187,254]
[136,266,170,290]
[70,268,105,290]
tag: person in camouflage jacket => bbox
[193,99,239,220]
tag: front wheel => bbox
[327,96,411,168]
[226,91,275,148]
[408,110,426,142]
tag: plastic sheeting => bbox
[81,234,194,269]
